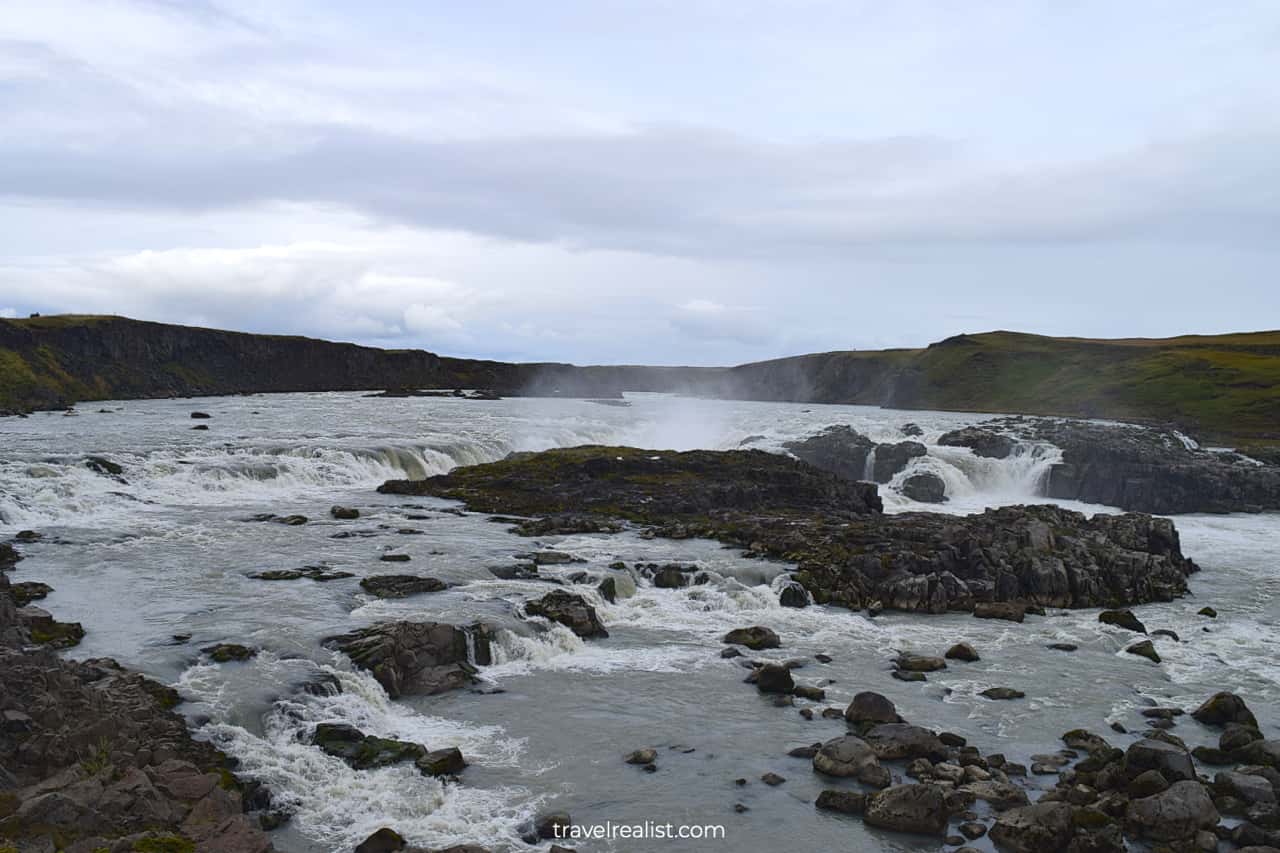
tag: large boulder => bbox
[311,723,425,770]
[1125,780,1219,842]
[755,664,794,695]
[324,621,492,698]
[723,626,780,650]
[1193,692,1259,728]
[865,724,949,762]
[783,425,876,481]
[989,801,1074,852]
[901,472,947,503]
[872,441,927,483]
[812,736,885,786]
[845,692,901,728]
[1123,739,1196,783]
[863,784,948,836]
[524,590,609,639]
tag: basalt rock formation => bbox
[783,425,926,484]
[1004,418,1280,514]
[381,446,1196,614]
[323,621,495,698]
[0,570,278,853]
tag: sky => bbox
[1,1,1278,365]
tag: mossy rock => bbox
[202,643,257,663]
[312,723,427,770]
[132,834,196,853]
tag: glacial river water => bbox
[1,393,1276,852]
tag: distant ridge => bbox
[2,315,1277,443]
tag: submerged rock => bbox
[330,505,360,519]
[938,427,1016,459]
[202,642,257,662]
[524,590,609,638]
[324,621,493,697]
[312,722,427,770]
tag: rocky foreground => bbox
[0,566,279,852]
[382,445,1198,614]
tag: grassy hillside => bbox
[727,330,1280,443]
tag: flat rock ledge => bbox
[380,445,1197,614]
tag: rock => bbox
[1098,609,1146,633]
[783,425,877,481]
[202,643,257,663]
[417,747,466,777]
[793,685,825,701]
[1192,691,1259,728]
[11,581,52,606]
[960,781,1030,810]
[379,553,411,562]
[527,811,572,842]
[973,602,1026,622]
[778,579,810,608]
[1048,643,1078,651]
[1125,780,1219,842]
[250,566,354,581]
[723,626,780,650]
[191,411,212,419]
[1217,771,1278,806]
[892,670,927,682]
[311,723,426,770]
[1124,640,1161,663]
[356,827,406,853]
[1198,606,1217,618]
[981,687,1025,700]
[1022,418,1280,514]
[1127,770,1171,798]
[815,789,865,815]
[1222,724,1265,752]
[865,724,949,762]
[524,590,609,638]
[625,749,657,765]
[901,423,924,437]
[902,472,948,503]
[1124,739,1196,783]
[845,692,901,728]
[360,575,448,598]
[324,621,492,697]
[755,663,794,695]
[958,820,987,840]
[402,446,1198,615]
[872,441,928,483]
[761,772,786,786]
[85,455,125,476]
[989,801,1073,852]
[945,642,979,662]
[938,427,1016,459]
[192,423,209,430]
[330,505,360,519]
[895,652,947,672]
[813,736,885,785]
[864,783,948,835]
[0,541,22,569]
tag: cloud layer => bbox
[2,0,1277,363]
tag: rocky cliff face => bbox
[0,315,622,412]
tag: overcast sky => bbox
[1,1,1277,365]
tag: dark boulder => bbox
[755,663,795,695]
[1124,739,1196,783]
[1193,692,1259,728]
[202,642,257,662]
[311,723,426,770]
[989,802,1073,852]
[845,692,901,728]
[945,642,979,662]
[324,621,492,697]
[778,579,810,608]
[973,602,1025,622]
[938,427,1016,459]
[865,724,949,762]
[815,789,865,815]
[723,626,780,650]
[355,828,406,853]
[1125,780,1219,842]
[330,505,360,519]
[1098,609,1146,633]
[981,688,1025,701]
[901,472,947,503]
[863,784,948,835]
[873,441,927,483]
[525,590,608,638]
[360,575,448,599]
[1124,640,1161,663]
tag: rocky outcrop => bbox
[524,590,609,638]
[0,575,277,852]
[395,446,1198,615]
[938,427,1016,459]
[1008,418,1280,514]
[783,425,925,484]
[324,621,493,698]
[359,575,448,598]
